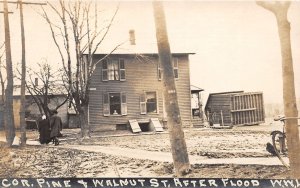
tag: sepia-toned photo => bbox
[0,0,300,187]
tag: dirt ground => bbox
[0,122,292,179]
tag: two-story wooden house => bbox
[87,36,195,132]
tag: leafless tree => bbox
[21,61,68,119]
[41,0,122,137]
[257,1,300,178]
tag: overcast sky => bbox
[1,1,300,105]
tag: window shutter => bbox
[173,58,179,79]
[103,93,110,116]
[158,63,162,80]
[121,93,127,115]
[140,93,146,114]
[119,59,126,81]
[102,60,108,81]
[174,69,178,79]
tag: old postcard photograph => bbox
[1,0,300,187]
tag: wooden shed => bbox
[204,91,265,126]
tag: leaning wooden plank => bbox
[128,119,141,133]
[150,118,164,132]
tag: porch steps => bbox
[192,118,204,128]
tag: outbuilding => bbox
[204,91,265,126]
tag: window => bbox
[157,57,179,80]
[140,91,158,114]
[108,60,119,80]
[146,92,157,113]
[102,59,126,81]
[109,93,121,115]
[103,92,127,116]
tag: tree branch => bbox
[256,1,290,16]
[41,6,67,73]
[92,4,119,55]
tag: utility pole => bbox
[19,0,27,146]
[153,1,190,176]
[0,6,13,145]
[2,0,15,146]
[18,0,46,146]
[1,0,46,146]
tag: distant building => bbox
[205,91,265,126]
[0,86,68,130]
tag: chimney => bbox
[129,29,136,45]
[35,78,38,86]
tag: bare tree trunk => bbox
[153,1,190,176]
[257,1,300,178]
[19,0,27,146]
[78,105,88,138]
[3,0,15,146]
[84,82,91,135]
[276,10,300,179]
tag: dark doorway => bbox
[139,123,151,132]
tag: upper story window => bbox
[102,59,126,81]
[158,57,179,80]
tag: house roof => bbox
[85,29,196,55]
[87,42,195,55]
[10,85,67,97]
[209,91,244,96]
[191,85,204,93]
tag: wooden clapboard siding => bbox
[205,94,232,125]
[205,91,265,126]
[88,54,192,130]
[175,55,192,127]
